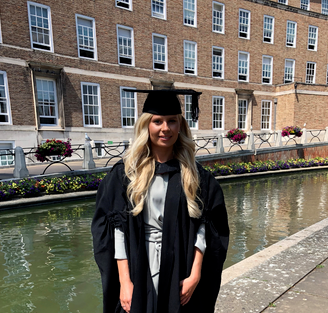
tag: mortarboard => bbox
[123,88,202,122]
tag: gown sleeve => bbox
[91,160,128,313]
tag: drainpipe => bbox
[273,98,278,141]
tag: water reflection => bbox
[0,170,328,312]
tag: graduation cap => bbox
[123,88,202,122]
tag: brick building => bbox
[1,0,328,159]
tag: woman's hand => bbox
[120,279,134,312]
[179,274,200,306]
[117,259,134,312]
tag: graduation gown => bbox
[91,159,229,313]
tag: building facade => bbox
[1,0,328,156]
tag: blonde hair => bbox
[124,113,202,218]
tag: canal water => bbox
[0,170,328,312]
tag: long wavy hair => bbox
[123,113,202,218]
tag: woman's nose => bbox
[161,122,170,131]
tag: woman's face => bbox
[148,115,181,151]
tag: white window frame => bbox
[212,2,225,34]
[184,40,197,76]
[323,0,328,15]
[152,0,166,19]
[278,0,288,4]
[183,0,197,27]
[36,77,58,127]
[263,15,274,44]
[286,21,297,48]
[115,0,132,11]
[185,95,198,129]
[0,141,15,167]
[326,65,328,85]
[305,62,316,84]
[262,55,273,85]
[284,59,295,83]
[238,99,248,130]
[261,100,272,130]
[308,26,318,51]
[212,96,224,130]
[27,1,54,52]
[120,87,137,128]
[0,19,2,44]
[94,141,104,157]
[117,25,135,66]
[239,9,250,39]
[212,46,224,79]
[81,82,102,128]
[152,33,167,71]
[75,14,97,60]
[238,51,249,82]
[300,0,309,10]
[0,71,12,125]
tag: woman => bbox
[92,89,229,313]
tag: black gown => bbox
[91,159,229,313]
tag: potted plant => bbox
[281,126,302,137]
[35,139,73,162]
[226,128,247,143]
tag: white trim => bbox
[212,46,224,79]
[212,96,224,130]
[81,82,102,128]
[262,55,273,85]
[300,0,310,10]
[237,99,248,130]
[184,40,197,76]
[115,0,132,11]
[0,71,12,125]
[36,77,59,127]
[305,61,316,84]
[152,33,167,71]
[212,1,225,34]
[152,0,166,20]
[27,1,54,52]
[260,100,272,130]
[263,15,274,44]
[120,86,137,128]
[0,18,2,44]
[183,0,197,27]
[238,51,250,82]
[284,58,295,83]
[116,25,135,66]
[185,95,198,129]
[75,14,97,60]
[286,20,297,48]
[308,25,318,51]
[239,9,251,40]
[278,0,288,4]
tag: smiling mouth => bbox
[159,136,171,140]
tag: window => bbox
[238,51,249,82]
[117,25,134,66]
[153,34,167,71]
[184,41,197,75]
[81,83,101,127]
[212,96,224,129]
[152,0,166,19]
[94,141,104,157]
[278,0,287,4]
[308,26,318,51]
[36,78,58,126]
[261,101,271,130]
[120,87,137,127]
[0,72,12,124]
[238,99,248,130]
[0,19,2,43]
[115,0,132,10]
[284,59,295,83]
[262,56,273,84]
[323,0,328,14]
[212,47,224,78]
[76,15,97,60]
[239,9,250,39]
[185,95,197,129]
[0,142,14,166]
[213,2,224,33]
[300,0,309,10]
[263,15,274,43]
[305,62,316,84]
[27,2,53,51]
[286,21,297,47]
[184,0,196,27]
